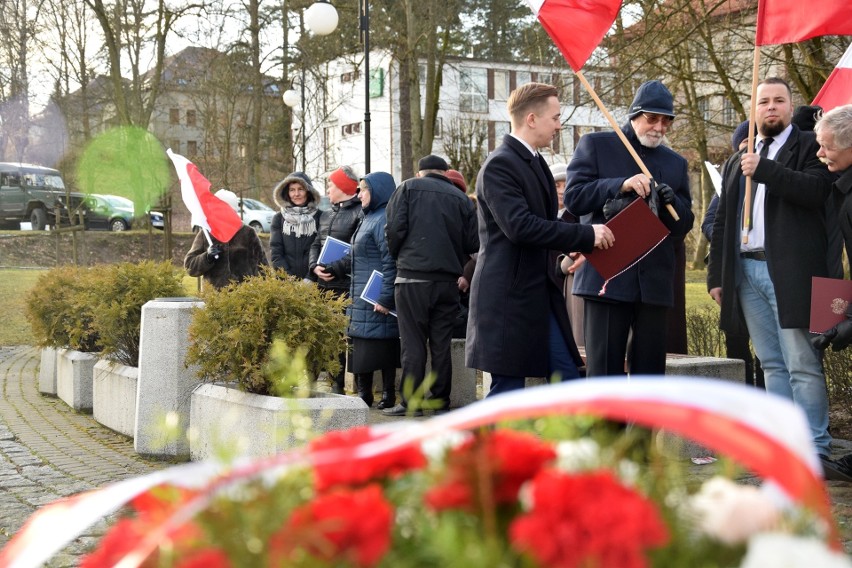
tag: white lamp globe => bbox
[282,89,300,108]
[304,1,339,36]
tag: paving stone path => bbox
[1,345,851,564]
[0,346,165,566]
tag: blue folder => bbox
[317,236,351,265]
[360,270,397,317]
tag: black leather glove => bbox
[206,244,222,262]
[655,182,675,206]
[812,327,837,351]
[602,194,633,220]
[831,319,852,351]
[812,318,852,351]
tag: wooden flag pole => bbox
[575,70,679,221]
[742,46,762,244]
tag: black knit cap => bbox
[627,80,675,119]
[418,154,449,171]
[732,121,751,151]
[792,105,822,132]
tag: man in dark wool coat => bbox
[466,82,614,396]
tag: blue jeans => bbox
[488,311,580,396]
[737,258,831,455]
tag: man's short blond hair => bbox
[508,82,559,124]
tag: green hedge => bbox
[186,269,349,396]
[25,261,184,366]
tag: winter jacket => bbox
[184,225,269,289]
[270,173,322,279]
[707,126,834,331]
[347,172,399,339]
[385,173,478,281]
[564,122,694,307]
[465,135,594,377]
[308,196,363,292]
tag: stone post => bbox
[135,298,203,459]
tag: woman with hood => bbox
[270,172,322,279]
[346,172,400,408]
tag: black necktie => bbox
[746,137,774,231]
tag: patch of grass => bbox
[0,269,45,345]
[0,268,201,346]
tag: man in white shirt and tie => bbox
[706,77,844,480]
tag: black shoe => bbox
[376,392,395,410]
[382,403,422,417]
[819,455,852,482]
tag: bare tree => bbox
[83,0,203,128]
[442,117,487,182]
[0,0,42,160]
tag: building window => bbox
[698,97,710,121]
[722,98,736,126]
[515,71,532,87]
[170,140,180,153]
[493,70,510,100]
[341,122,362,137]
[187,140,198,155]
[560,128,574,156]
[434,117,443,138]
[557,75,573,103]
[186,110,196,127]
[169,109,180,125]
[459,67,487,113]
[489,120,510,151]
[340,69,361,83]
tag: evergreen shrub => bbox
[25,265,101,352]
[87,261,184,366]
[186,269,349,396]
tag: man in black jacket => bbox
[308,165,362,393]
[707,78,843,480]
[467,83,612,395]
[383,155,479,415]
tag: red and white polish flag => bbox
[812,42,852,113]
[756,0,852,46]
[525,0,622,72]
[166,149,243,243]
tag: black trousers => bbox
[395,281,458,409]
[725,329,765,388]
[583,299,668,377]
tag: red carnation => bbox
[309,426,426,491]
[80,519,145,568]
[425,429,556,512]
[176,548,232,568]
[268,484,393,568]
[510,469,669,568]
[81,486,204,568]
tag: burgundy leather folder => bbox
[584,198,670,281]
[810,277,852,333]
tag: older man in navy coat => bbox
[466,82,614,395]
[565,80,694,378]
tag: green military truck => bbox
[0,162,67,230]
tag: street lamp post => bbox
[305,0,371,174]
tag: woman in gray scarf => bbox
[270,172,323,279]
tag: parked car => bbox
[149,210,165,230]
[84,194,135,231]
[236,198,276,233]
[0,162,67,230]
